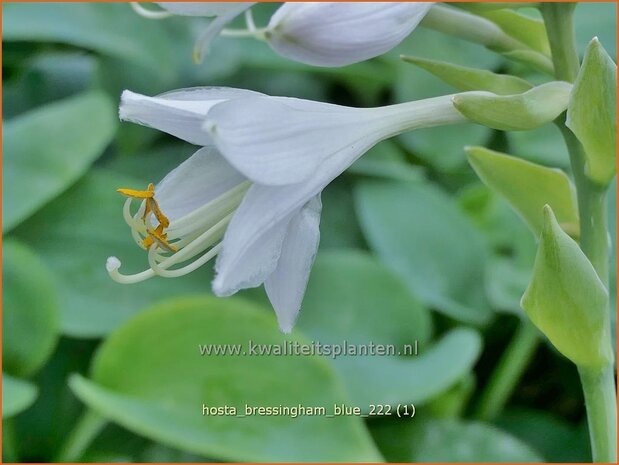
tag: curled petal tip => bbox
[106,256,122,273]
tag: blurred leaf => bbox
[486,257,531,317]
[300,252,481,407]
[412,419,543,462]
[575,2,617,58]
[70,296,382,462]
[522,206,612,369]
[466,146,579,237]
[3,91,116,232]
[566,38,617,185]
[427,373,476,418]
[389,27,500,171]
[477,9,550,55]
[3,3,174,78]
[2,374,38,419]
[401,56,532,95]
[452,82,571,131]
[318,179,367,250]
[349,140,424,182]
[3,240,59,377]
[3,52,98,119]
[355,180,491,325]
[507,123,569,169]
[13,169,217,338]
[496,408,590,462]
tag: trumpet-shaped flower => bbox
[109,87,466,332]
[265,2,433,67]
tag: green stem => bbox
[474,321,540,421]
[2,419,19,463]
[540,3,580,82]
[544,5,616,463]
[579,366,617,463]
[55,409,107,462]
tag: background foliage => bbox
[2,2,617,462]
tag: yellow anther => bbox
[147,197,170,228]
[146,224,177,253]
[117,183,155,199]
[142,236,155,249]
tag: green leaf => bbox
[496,408,591,462]
[566,38,617,185]
[499,49,554,75]
[349,140,424,182]
[477,9,551,55]
[3,3,174,76]
[13,169,218,338]
[3,240,59,377]
[521,206,612,369]
[298,251,483,407]
[412,419,543,462]
[466,146,579,237]
[453,81,572,131]
[3,374,38,419]
[70,296,382,462]
[401,55,532,95]
[354,180,491,325]
[3,91,116,232]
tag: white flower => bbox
[109,87,465,332]
[265,2,433,67]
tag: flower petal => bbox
[205,96,382,186]
[265,195,322,333]
[212,134,377,296]
[267,2,433,67]
[119,87,263,145]
[156,2,253,16]
[155,146,246,222]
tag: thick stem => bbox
[544,6,616,463]
[579,366,617,463]
[55,410,107,462]
[540,3,580,82]
[474,321,540,421]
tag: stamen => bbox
[130,2,173,19]
[117,183,155,199]
[147,197,170,228]
[146,224,177,253]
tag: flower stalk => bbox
[543,4,616,462]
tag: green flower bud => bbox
[566,38,617,186]
[401,56,532,95]
[453,81,572,131]
[466,146,579,238]
[521,205,613,369]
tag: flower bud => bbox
[265,2,433,67]
[521,205,613,369]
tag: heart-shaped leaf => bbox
[70,296,382,462]
[3,91,116,232]
[3,240,59,377]
[3,374,38,419]
[355,180,491,325]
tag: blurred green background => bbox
[2,2,617,462]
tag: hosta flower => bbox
[265,2,433,67]
[133,2,433,67]
[108,87,465,332]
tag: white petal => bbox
[119,87,262,145]
[267,2,433,67]
[205,96,384,186]
[265,195,322,333]
[212,209,294,297]
[212,134,377,296]
[155,146,246,222]
[156,2,253,16]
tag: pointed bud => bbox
[466,146,579,238]
[521,206,613,369]
[401,56,532,95]
[453,81,572,131]
[566,38,617,185]
[265,2,433,67]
